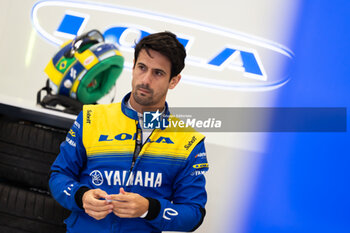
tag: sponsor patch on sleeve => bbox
[74,120,81,129]
[65,124,79,147]
[66,136,77,147]
[193,163,209,169]
[190,163,209,176]
[195,152,207,159]
[190,170,208,176]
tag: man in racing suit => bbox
[49,32,209,233]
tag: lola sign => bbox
[31,0,294,90]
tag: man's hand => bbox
[82,189,113,220]
[108,188,149,218]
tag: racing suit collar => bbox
[121,92,170,128]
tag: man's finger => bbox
[93,189,109,199]
[110,200,132,209]
[108,194,132,202]
[86,196,110,206]
[119,187,128,195]
[84,202,113,212]
[113,208,134,218]
[83,189,112,207]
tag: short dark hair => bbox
[134,31,186,79]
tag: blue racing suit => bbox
[49,93,209,233]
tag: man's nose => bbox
[141,70,152,85]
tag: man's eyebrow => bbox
[136,62,146,66]
[136,61,167,75]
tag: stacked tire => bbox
[0,115,70,233]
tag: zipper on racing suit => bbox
[130,121,154,172]
[130,124,142,172]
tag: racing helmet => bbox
[38,29,124,113]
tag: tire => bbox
[0,116,67,190]
[0,224,32,233]
[0,181,70,233]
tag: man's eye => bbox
[155,71,164,76]
[138,65,146,70]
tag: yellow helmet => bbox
[39,29,124,109]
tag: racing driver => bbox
[49,31,209,233]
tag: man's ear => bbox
[169,74,181,89]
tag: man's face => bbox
[131,49,180,110]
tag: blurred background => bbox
[0,0,349,232]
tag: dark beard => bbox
[133,85,154,106]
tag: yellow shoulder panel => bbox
[82,103,136,157]
[143,115,205,158]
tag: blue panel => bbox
[57,14,85,36]
[243,1,350,233]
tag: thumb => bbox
[119,187,128,195]
[93,188,108,199]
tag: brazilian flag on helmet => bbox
[38,29,124,114]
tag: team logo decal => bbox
[90,170,103,186]
[163,208,178,220]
